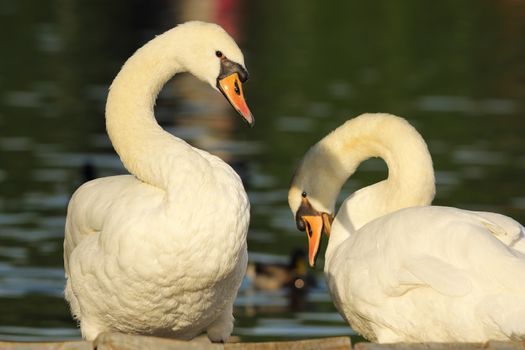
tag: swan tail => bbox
[472,219,525,292]
[473,211,525,254]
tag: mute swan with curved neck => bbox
[64,21,253,342]
[289,113,525,342]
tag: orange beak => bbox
[302,215,324,267]
[218,73,254,127]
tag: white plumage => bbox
[289,113,525,342]
[64,22,251,342]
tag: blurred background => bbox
[1,0,525,343]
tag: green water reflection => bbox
[0,0,524,342]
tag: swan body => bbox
[64,21,253,342]
[289,113,525,342]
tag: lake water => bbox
[1,0,524,343]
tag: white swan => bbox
[288,113,525,343]
[64,21,253,342]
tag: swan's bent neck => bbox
[291,114,435,262]
[331,115,436,227]
[106,30,190,190]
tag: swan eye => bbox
[302,192,307,198]
[215,50,223,58]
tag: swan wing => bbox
[397,256,472,297]
[63,175,148,275]
[340,207,525,299]
[380,207,525,296]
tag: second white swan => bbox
[289,113,525,342]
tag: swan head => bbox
[289,155,337,267]
[288,130,353,267]
[288,191,334,268]
[170,21,254,126]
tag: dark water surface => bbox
[1,0,525,342]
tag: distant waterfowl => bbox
[246,249,317,292]
[289,113,525,342]
[64,21,253,342]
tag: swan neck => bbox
[105,33,185,189]
[294,114,435,226]
[319,114,435,266]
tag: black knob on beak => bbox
[296,216,306,231]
